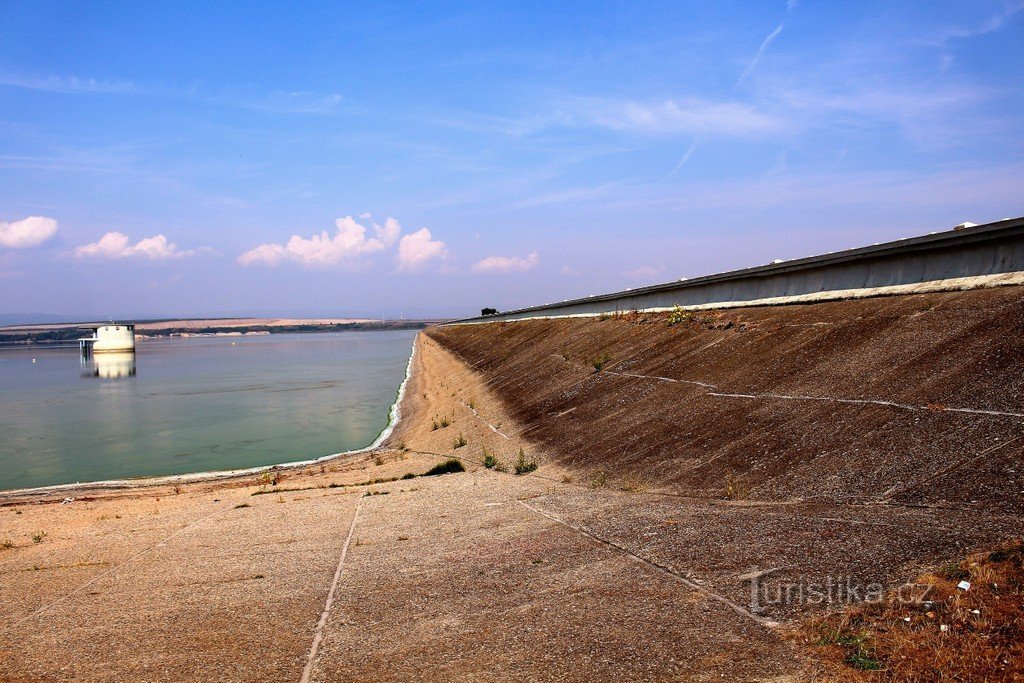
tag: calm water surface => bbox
[0,331,416,490]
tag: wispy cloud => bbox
[567,96,785,137]
[738,23,785,86]
[471,251,539,274]
[0,216,59,249]
[623,265,663,279]
[0,73,137,94]
[0,72,345,115]
[934,2,1024,43]
[74,232,203,260]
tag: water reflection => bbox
[81,352,136,379]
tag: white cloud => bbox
[0,216,58,249]
[238,216,402,267]
[397,228,447,272]
[471,251,539,274]
[74,232,196,259]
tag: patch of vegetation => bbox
[32,531,46,544]
[514,448,538,475]
[423,458,466,476]
[482,448,499,470]
[667,304,693,326]
[723,471,748,500]
[1,539,14,550]
[480,307,498,316]
[590,353,611,372]
[374,455,385,466]
[401,472,417,480]
[452,433,468,449]
[590,470,608,489]
[259,469,287,488]
[234,503,251,509]
[803,539,1024,681]
[365,490,390,496]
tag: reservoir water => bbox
[0,330,416,491]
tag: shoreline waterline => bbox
[0,335,419,498]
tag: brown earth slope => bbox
[425,286,1024,512]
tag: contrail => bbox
[738,23,784,86]
[665,143,697,178]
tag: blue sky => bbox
[1,1,1022,319]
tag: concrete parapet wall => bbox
[455,217,1024,323]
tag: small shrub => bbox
[431,418,440,431]
[667,304,692,326]
[423,459,465,476]
[482,448,499,470]
[374,455,385,466]
[723,472,748,500]
[453,433,467,449]
[514,449,538,475]
[590,470,608,489]
[590,353,610,372]
[440,415,451,428]
[401,472,417,480]
[234,503,251,509]
[259,470,284,487]
[1,539,14,550]
[32,531,46,544]
[173,485,182,495]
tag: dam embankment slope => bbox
[425,285,1024,512]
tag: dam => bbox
[2,217,1023,681]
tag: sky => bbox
[1,1,1022,320]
